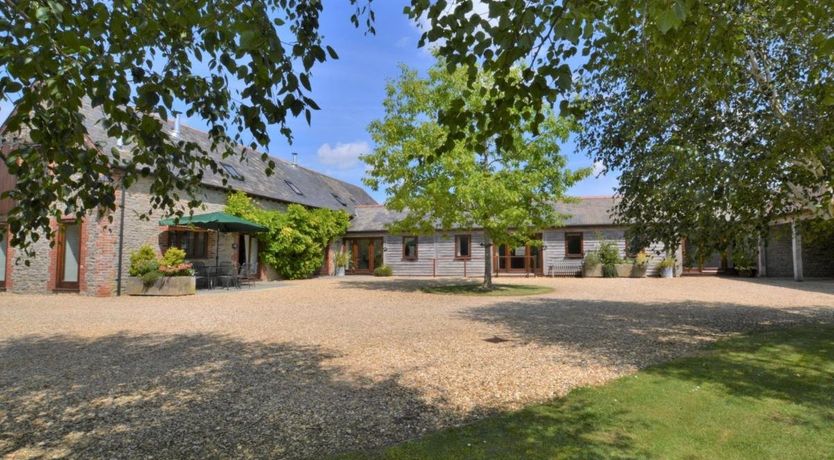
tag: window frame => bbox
[454,234,472,260]
[220,162,245,181]
[168,230,209,259]
[565,232,584,259]
[402,236,419,261]
[285,179,304,196]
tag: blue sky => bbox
[0,1,618,203]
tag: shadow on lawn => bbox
[338,278,491,293]
[0,333,445,459]
[461,297,834,405]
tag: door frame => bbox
[55,220,82,291]
[493,236,544,275]
[345,237,383,274]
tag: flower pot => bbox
[659,267,674,278]
[335,266,346,277]
[126,276,196,296]
[582,265,602,278]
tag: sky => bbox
[0,0,619,204]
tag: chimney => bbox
[291,152,298,167]
[173,114,180,137]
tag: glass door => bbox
[0,228,6,289]
[347,238,383,274]
[56,222,81,290]
[494,236,543,275]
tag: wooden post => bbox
[432,258,436,278]
[463,258,467,278]
[791,220,803,281]
[757,235,767,277]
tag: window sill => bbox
[454,257,472,261]
[565,255,584,259]
[402,258,418,262]
[53,287,80,293]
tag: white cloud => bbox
[316,141,369,170]
[592,160,606,176]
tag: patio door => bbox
[347,238,383,274]
[238,234,259,274]
[56,222,81,290]
[494,236,543,275]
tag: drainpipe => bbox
[115,180,127,296]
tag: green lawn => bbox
[420,283,553,296]
[343,325,834,459]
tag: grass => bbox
[341,325,834,459]
[420,283,554,297]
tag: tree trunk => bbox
[483,232,493,290]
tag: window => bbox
[285,180,303,195]
[402,236,418,260]
[220,162,244,181]
[168,230,208,258]
[565,232,584,258]
[331,193,347,207]
[455,234,471,260]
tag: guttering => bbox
[115,179,126,296]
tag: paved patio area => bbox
[1,277,832,458]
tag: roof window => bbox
[331,193,347,207]
[220,162,244,181]
[285,180,303,196]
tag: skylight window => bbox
[220,162,244,181]
[285,180,303,196]
[331,193,347,207]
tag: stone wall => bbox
[5,177,288,295]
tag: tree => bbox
[0,0,373,253]
[406,1,834,236]
[363,61,588,289]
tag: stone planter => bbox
[126,276,196,296]
[582,265,602,278]
[335,266,346,277]
[629,264,648,278]
[659,266,674,278]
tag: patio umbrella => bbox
[159,211,267,267]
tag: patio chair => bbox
[237,264,254,288]
[192,261,211,289]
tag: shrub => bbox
[373,265,393,276]
[602,263,618,278]
[335,251,351,268]
[597,241,622,265]
[159,247,192,276]
[128,244,158,277]
[658,256,676,269]
[634,251,650,267]
[583,250,601,268]
[226,192,350,280]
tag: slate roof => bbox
[78,101,377,213]
[348,197,621,232]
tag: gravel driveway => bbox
[1,277,832,458]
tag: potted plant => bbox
[125,245,196,295]
[373,264,393,277]
[582,250,602,277]
[597,241,624,278]
[334,251,350,277]
[658,256,676,278]
[630,251,650,278]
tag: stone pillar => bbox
[791,220,803,281]
[757,236,767,277]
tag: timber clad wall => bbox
[368,227,674,277]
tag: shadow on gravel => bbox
[726,277,834,296]
[460,298,834,402]
[0,333,446,459]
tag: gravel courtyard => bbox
[1,277,833,458]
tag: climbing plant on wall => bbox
[225,191,349,280]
